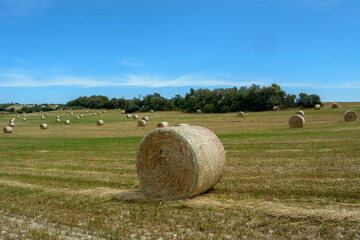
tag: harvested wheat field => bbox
[0,102,360,239]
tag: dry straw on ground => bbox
[133,115,139,119]
[3,126,12,134]
[142,116,149,121]
[175,123,190,127]
[196,109,201,114]
[9,122,15,127]
[96,120,104,126]
[126,114,132,119]
[314,104,321,110]
[332,103,339,109]
[295,110,305,117]
[344,110,357,122]
[289,115,305,128]
[273,106,280,111]
[136,126,226,199]
[157,122,169,127]
[137,120,146,127]
[40,123,48,130]
[65,120,71,125]
[237,111,245,117]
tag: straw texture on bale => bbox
[56,119,61,122]
[237,111,245,117]
[3,126,12,134]
[65,120,71,125]
[344,110,357,122]
[273,106,280,111]
[295,110,305,117]
[136,126,226,199]
[157,122,169,127]
[196,109,201,114]
[9,122,15,127]
[96,120,104,126]
[138,120,146,127]
[133,115,139,119]
[332,103,339,109]
[175,123,190,127]
[289,115,305,128]
[314,104,321,110]
[126,114,132,119]
[142,116,149,121]
[40,123,48,129]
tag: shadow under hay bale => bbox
[136,126,226,200]
[344,110,357,122]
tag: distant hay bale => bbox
[70,112,73,116]
[273,106,280,111]
[85,110,89,113]
[9,122,15,127]
[157,122,169,127]
[126,114,132,119]
[142,116,149,121]
[76,116,80,120]
[138,120,146,127]
[150,110,154,113]
[65,120,71,125]
[41,116,45,120]
[295,110,305,117]
[332,103,339,109]
[136,126,226,199]
[175,123,190,127]
[32,114,35,117]
[80,114,83,118]
[16,115,20,118]
[117,109,120,111]
[98,112,101,115]
[93,113,97,116]
[196,109,201,114]
[23,115,27,118]
[10,119,15,123]
[121,111,125,114]
[96,120,104,126]
[103,111,106,114]
[56,116,60,119]
[23,118,27,121]
[344,110,357,122]
[314,104,321,110]
[40,123,48,129]
[237,111,245,117]
[133,115,139,119]
[3,126,12,134]
[288,115,305,128]
[56,119,61,123]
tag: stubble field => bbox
[0,102,359,239]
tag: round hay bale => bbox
[142,116,149,121]
[16,115,20,118]
[32,114,35,117]
[237,111,245,118]
[133,115,139,119]
[103,111,106,114]
[65,120,71,125]
[136,126,226,199]
[3,126,12,134]
[80,114,84,118]
[344,110,357,122]
[295,110,305,117]
[314,104,321,110]
[85,110,89,113]
[76,116,80,120]
[9,122,15,127]
[10,119,15,123]
[273,106,280,111]
[121,111,125,114]
[41,116,45,120]
[332,103,339,109]
[23,115,27,118]
[23,118,27,121]
[126,114,132,119]
[138,120,146,127]
[93,113,97,116]
[96,120,104,126]
[157,122,169,127]
[98,112,101,115]
[150,110,154,113]
[40,123,48,129]
[175,123,190,127]
[288,115,305,128]
[56,119,61,123]
[196,109,201,114]
[56,115,60,119]
[70,112,73,116]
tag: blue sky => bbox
[0,0,359,104]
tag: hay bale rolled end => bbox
[314,104,321,110]
[295,110,304,117]
[237,111,245,117]
[344,110,357,122]
[138,120,146,127]
[157,122,169,127]
[96,120,104,126]
[3,126,12,134]
[40,123,48,129]
[289,115,305,128]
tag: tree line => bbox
[65,84,321,113]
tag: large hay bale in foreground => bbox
[136,126,226,199]
[344,110,357,122]
[295,110,304,117]
[40,123,48,129]
[96,120,104,126]
[133,115,139,119]
[157,122,169,127]
[138,120,146,127]
[273,106,280,111]
[289,115,305,128]
[332,103,339,109]
[3,126,12,134]
[237,111,245,117]
[142,116,149,122]
[9,122,15,127]
[196,109,201,114]
[314,104,321,110]
[65,120,71,125]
